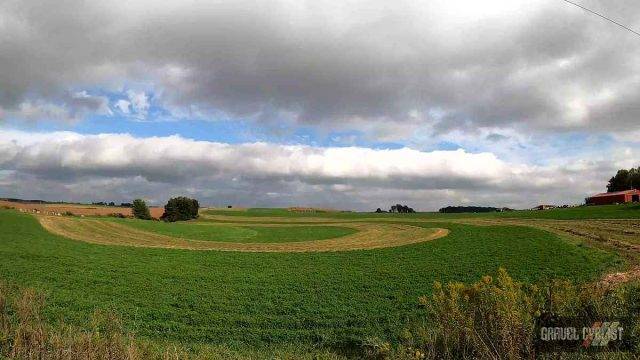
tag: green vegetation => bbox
[206,203,640,220]
[132,198,152,220]
[0,209,620,349]
[162,196,199,222]
[464,203,640,220]
[104,217,358,243]
[4,272,637,359]
[392,270,640,359]
[0,283,350,359]
[607,166,640,192]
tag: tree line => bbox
[132,196,199,222]
[375,204,415,213]
[607,167,640,192]
[92,201,132,207]
[439,206,501,213]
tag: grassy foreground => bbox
[2,270,639,359]
[0,209,620,351]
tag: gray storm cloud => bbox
[1,0,639,135]
[1,0,638,209]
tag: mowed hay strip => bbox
[199,213,434,224]
[37,216,448,252]
[199,213,350,223]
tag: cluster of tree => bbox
[2,198,134,207]
[607,167,640,192]
[161,197,200,222]
[2,198,65,204]
[376,204,415,213]
[439,206,501,213]
[132,199,152,220]
[92,201,132,207]
[132,196,199,222]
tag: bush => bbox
[132,199,152,220]
[395,269,640,359]
[161,197,199,222]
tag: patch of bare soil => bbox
[599,267,640,287]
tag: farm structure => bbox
[533,205,556,210]
[586,189,640,205]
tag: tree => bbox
[388,204,415,213]
[607,167,640,192]
[132,199,151,220]
[161,197,199,222]
[439,206,500,213]
[375,208,384,213]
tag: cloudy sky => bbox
[1,0,639,210]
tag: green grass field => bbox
[102,217,357,243]
[0,209,621,348]
[205,203,640,220]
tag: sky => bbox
[1,0,639,210]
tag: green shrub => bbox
[132,199,152,220]
[396,270,640,360]
[161,197,199,222]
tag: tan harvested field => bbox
[0,200,164,218]
[37,215,449,252]
[199,213,399,223]
[169,213,640,256]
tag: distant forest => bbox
[439,206,502,213]
[1,198,68,204]
[1,198,132,207]
[607,167,640,192]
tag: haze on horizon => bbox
[1,0,639,211]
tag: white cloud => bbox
[115,99,131,114]
[125,90,150,119]
[0,130,631,209]
[70,91,112,116]
[1,91,112,123]
[15,101,71,122]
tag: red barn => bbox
[586,189,640,205]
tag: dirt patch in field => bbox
[1,200,164,218]
[37,215,448,252]
[599,267,640,287]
